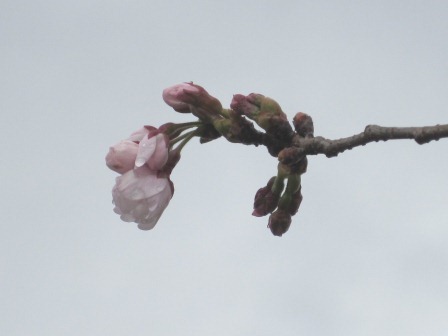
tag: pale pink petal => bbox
[128,127,151,142]
[105,140,139,174]
[112,166,173,230]
[147,134,169,171]
[135,135,157,167]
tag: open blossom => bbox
[112,165,173,230]
[105,127,169,174]
[107,126,174,230]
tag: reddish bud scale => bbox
[268,209,292,236]
[198,124,222,144]
[160,149,181,176]
[230,94,261,118]
[158,123,184,140]
[291,157,308,175]
[293,112,314,137]
[252,177,279,217]
[278,147,303,165]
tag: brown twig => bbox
[291,124,448,158]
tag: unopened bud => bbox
[231,93,294,152]
[230,93,263,118]
[163,82,222,122]
[268,209,292,236]
[293,112,314,137]
[163,82,201,113]
[252,177,279,217]
[231,94,290,129]
[106,140,139,174]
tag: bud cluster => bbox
[106,119,207,229]
[252,163,305,236]
[231,93,294,155]
[251,111,313,236]
[163,82,264,145]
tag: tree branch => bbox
[292,124,448,158]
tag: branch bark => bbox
[292,124,448,158]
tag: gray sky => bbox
[2,0,448,335]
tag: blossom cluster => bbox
[106,126,174,230]
[106,82,313,236]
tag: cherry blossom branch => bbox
[106,82,448,237]
[291,123,448,158]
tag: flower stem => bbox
[170,129,199,151]
[166,121,202,138]
[271,175,285,195]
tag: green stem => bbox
[271,175,285,195]
[166,121,202,138]
[176,121,203,128]
[170,129,197,151]
[285,174,301,194]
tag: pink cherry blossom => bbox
[112,165,173,230]
[107,126,174,229]
[128,126,154,142]
[162,82,201,113]
[105,140,139,174]
[135,133,169,171]
[106,126,170,175]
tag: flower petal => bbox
[147,134,169,171]
[112,166,173,230]
[105,140,139,174]
[135,135,157,167]
[128,127,151,142]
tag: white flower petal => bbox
[112,166,173,229]
[135,136,157,167]
[128,127,150,142]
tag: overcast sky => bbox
[2,0,448,335]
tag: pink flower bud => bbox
[162,82,202,113]
[112,166,174,230]
[230,94,263,118]
[163,82,223,121]
[106,140,139,174]
[231,93,293,154]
